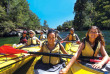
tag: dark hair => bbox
[84,26,105,46]
[47,29,56,37]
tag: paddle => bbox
[19,52,110,63]
[0,45,109,63]
[0,45,27,54]
[60,41,76,43]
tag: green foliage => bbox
[57,0,110,30]
[61,20,73,31]
[57,25,62,31]
[0,0,42,36]
[43,20,49,30]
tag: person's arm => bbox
[92,44,109,69]
[62,35,69,41]
[25,39,29,46]
[36,37,42,47]
[59,42,84,74]
[75,34,81,44]
[76,34,80,41]
[57,34,62,41]
[60,43,68,54]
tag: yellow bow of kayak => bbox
[65,42,104,74]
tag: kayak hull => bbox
[0,45,41,74]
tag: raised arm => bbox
[92,44,109,69]
[59,42,84,74]
[36,38,42,47]
[76,34,80,41]
[60,43,68,54]
[62,35,69,41]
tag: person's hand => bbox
[59,68,67,74]
[92,63,103,69]
[76,40,81,44]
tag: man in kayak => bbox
[55,30,62,41]
[19,30,28,44]
[27,30,41,46]
[39,31,47,40]
[34,29,68,74]
[61,28,80,44]
[59,26,109,74]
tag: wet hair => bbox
[47,29,56,37]
[84,26,105,46]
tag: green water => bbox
[0,31,110,55]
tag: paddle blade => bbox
[0,45,27,54]
[60,41,64,43]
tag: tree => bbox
[0,0,42,36]
[43,20,49,30]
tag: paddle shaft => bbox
[28,52,106,62]
[60,41,76,43]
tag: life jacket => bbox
[42,42,60,65]
[20,36,28,44]
[39,35,46,40]
[82,41,101,57]
[27,37,38,45]
[68,33,76,41]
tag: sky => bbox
[27,0,76,29]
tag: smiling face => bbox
[40,32,43,35]
[70,30,74,34]
[47,33,56,45]
[23,33,26,37]
[88,28,99,39]
[29,32,34,38]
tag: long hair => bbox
[85,26,105,46]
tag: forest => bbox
[57,0,110,31]
[0,0,44,36]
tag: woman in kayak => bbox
[27,30,41,46]
[39,31,47,40]
[19,30,28,44]
[62,28,80,44]
[34,29,68,74]
[59,26,109,74]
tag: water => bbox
[0,31,110,54]
[59,30,110,55]
[59,30,110,45]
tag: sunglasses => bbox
[29,33,34,34]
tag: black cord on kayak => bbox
[28,52,73,58]
[28,52,101,59]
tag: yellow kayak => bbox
[0,45,41,74]
[65,42,79,55]
[65,42,104,74]
[15,42,108,74]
